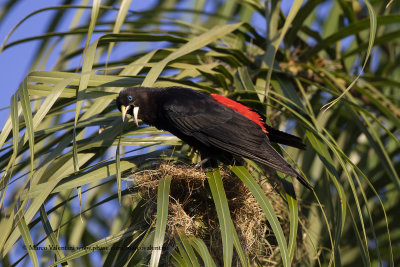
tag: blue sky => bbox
[0,0,161,127]
[0,1,59,126]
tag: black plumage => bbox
[116,86,312,190]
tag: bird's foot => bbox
[194,157,210,169]
[195,157,218,173]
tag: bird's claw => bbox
[194,157,210,169]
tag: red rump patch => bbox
[211,94,268,133]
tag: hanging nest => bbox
[128,162,308,266]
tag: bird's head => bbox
[116,88,140,126]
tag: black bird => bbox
[116,86,312,189]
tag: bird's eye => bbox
[128,96,133,102]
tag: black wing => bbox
[160,93,312,189]
[161,93,266,155]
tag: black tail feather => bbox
[296,175,313,190]
[253,140,313,190]
[266,125,306,150]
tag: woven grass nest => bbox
[128,163,307,266]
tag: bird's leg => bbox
[195,157,210,168]
[195,156,218,173]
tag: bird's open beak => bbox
[121,105,140,127]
